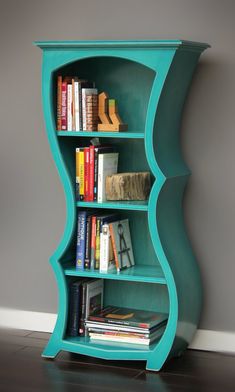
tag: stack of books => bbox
[57,76,98,131]
[76,144,118,203]
[86,306,168,346]
[76,211,135,273]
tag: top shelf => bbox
[57,131,145,139]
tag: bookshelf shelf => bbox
[35,39,209,371]
[57,131,145,139]
[76,200,148,211]
[64,264,166,284]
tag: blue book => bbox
[76,211,88,269]
[67,280,82,336]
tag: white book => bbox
[97,152,119,203]
[85,279,104,320]
[100,224,116,273]
[82,88,98,131]
[74,80,80,131]
[67,84,72,131]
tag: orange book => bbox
[109,223,120,272]
[57,76,62,130]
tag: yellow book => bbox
[75,148,80,200]
[78,149,84,200]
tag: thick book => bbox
[61,81,67,130]
[78,149,85,200]
[76,211,89,269]
[95,213,119,270]
[89,327,163,345]
[57,76,62,130]
[84,215,92,269]
[93,146,114,201]
[97,152,119,203]
[84,279,104,336]
[82,88,98,131]
[109,219,135,272]
[88,306,168,329]
[67,84,73,131]
[90,215,97,270]
[85,320,165,334]
[75,148,80,200]
[99,224,116,273]
[84,147,90,201]
[67,280,82,336]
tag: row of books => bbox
[57,76,98,131]
[76,210,135,272]
[75,144,118,202]
[86,306,168,346]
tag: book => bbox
[73,77,80,131]
[84,215,92,269]
[97,152,119,203]
[57,76,62,130]
[84,279,104,336]
[67,280,82,336]
[99,224,116,273]
[94,146,114,201]
[75,148,80,200]
[95,213,119,270]
[90,215,97,270]
[76,211,89,269]
[88,306,168,329]
[85,94,98,131]
[109,219,134,271]
[85,320,164,334]
[89,145,95,202]
[67,83,73,131]
[82,88,98,131]
[84,147,90,201]
[78,148,85,200]
[61,80,67,130]
[89,328,163,345]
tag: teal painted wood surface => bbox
[35,40,209,370]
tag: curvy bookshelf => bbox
[35,40,209,371]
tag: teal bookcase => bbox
[35,40,209,371]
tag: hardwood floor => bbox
[0,328,234,391]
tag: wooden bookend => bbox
[98,92,128,132]
[105,172,151,201]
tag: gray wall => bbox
[0,0,234,332]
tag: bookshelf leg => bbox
[146,355,163,372]
[42,337,61,359]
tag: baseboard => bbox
[0,307,234,354]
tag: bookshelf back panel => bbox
[53,57,155,133]
[104,280,169,314]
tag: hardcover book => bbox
[88,306,168,329]
[99,224,116,273]
[109,219,135,271]
[97,152,119,203]
[67,280,82,336]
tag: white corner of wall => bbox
[0,307,235,354]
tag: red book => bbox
[84,147,90,201]
[89,145,95,202]
[61,81,67,130]
[57,76,62,130]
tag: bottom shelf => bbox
[62,335,161,355]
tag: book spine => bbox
[97,154,104,203]
[79,149,84,200]
[57,76,62,130]
[99,224,109,272]
[89,145,95,202]
[76,212,86,269]
[61,81,67,130]
[67,84,72,131]
[95,218,101,269]
[74,80,80,131]
[72,78,75,131]
[79,283,87,336]
[75,148,80,200]
[67,284,80,336]
[94,148,99,201]
[82,89,87,131]
[84,147,90,201]
[84,215,92,269]
[86,94,98,131]
[109,223,120,272]
[90,216,96,269]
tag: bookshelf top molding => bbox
[34,40,210,52]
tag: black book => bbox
[84,215,92,269]
[67,280,82,337]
